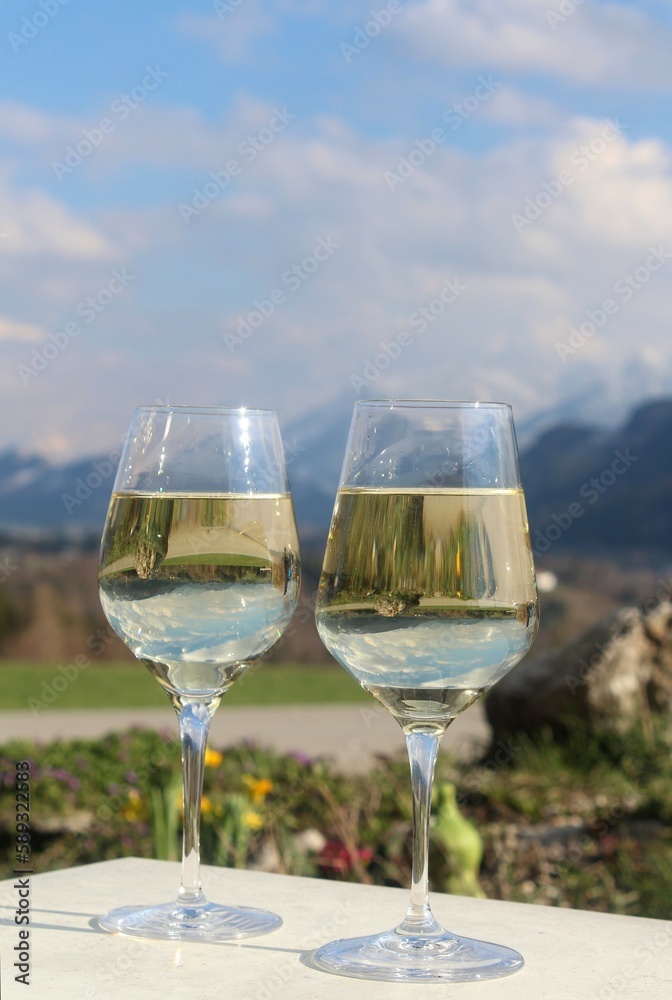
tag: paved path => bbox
[0,703,490,772]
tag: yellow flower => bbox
[200,795,214,815]
[242,775,273,806]
[122,788,146,821]
[243,810,264,831]
[204,748,223,768]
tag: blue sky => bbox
[2,0,672,458]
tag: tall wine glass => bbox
[313,400,538,982]
[97,405,300,941]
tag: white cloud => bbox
[190,111,672,422]
[2,0,671,470]
[0,173,116,260]
[482,86,562,127]
[0,96,302,182]
[174,1,275,63]
[0,101,55,142]
[0,316,45,342]
[396,0,672,88]
[174,0,332,63]
[556,134,672,246]
[3,98,672,458]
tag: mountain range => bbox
[1,397,672,560]
[519,398,672,558]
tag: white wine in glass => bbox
[97,406,300,942]
[313,400,538,983]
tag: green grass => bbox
[0,660,370,710]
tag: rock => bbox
[485,599,672,741]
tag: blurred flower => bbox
[200,795,214,815]
[316,839,373,877]
[204,748,223,768]
[51,768,73,782]
[243,810,264,831]
[122,788,147,821]
[294,828,327,853]
[242,775,273,805]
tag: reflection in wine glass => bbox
[312,400,538,982]
[97,406,300,942]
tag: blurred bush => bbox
[1,720,671,917]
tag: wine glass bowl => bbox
[97,405,300,941]
[313,400,538,982]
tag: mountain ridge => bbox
[1,397,671,559]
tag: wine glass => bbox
[97,405,300,941]
[312,400,538,982]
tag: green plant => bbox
[0,717,670,918]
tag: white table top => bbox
[1,858,670,998]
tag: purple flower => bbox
[51,768,72,782]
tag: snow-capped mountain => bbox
[2,392,672,558]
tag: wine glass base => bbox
[98,900,282,942]
[310,927,523,983]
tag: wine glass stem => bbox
[176,701,213,907]
[397,728,445,937]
